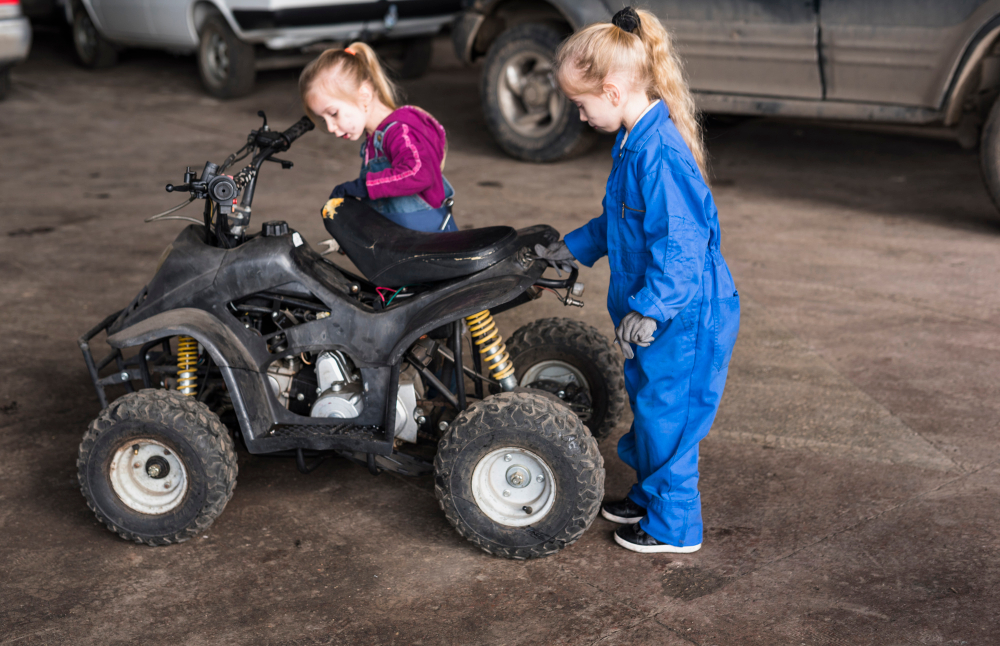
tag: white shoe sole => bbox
[614,532,702,554]
[601,508,643,524]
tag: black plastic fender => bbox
[106,307,271,444]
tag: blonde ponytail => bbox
[556,9,708,179]
[300,42,401,117]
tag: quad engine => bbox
[266,351,424,443]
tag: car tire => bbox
[980,97,1000,213]
[386,36,434,80]
[434,392,604,559]
[198,14,256,99]
[78,389,238,545]
[505,317,626,442]
[481,23,596,162]
[72,7,118,69]
[0,67,9,100]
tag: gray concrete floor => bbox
[2,33,999,646]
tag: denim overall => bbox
[564,101,740,547]
[359,121,459,232]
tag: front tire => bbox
[198,15,256,99]
[506,318,626,442]
[481,23,596,162]
[72,8,117,69]
[435,392,604,559]
[78,389,238,545]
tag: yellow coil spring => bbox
[465,310,516,381]
[176,336,199,396]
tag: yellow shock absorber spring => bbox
[176,335,199,396]
[465,310,518,391]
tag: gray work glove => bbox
[534,240,577,277]
[615,311,657,360]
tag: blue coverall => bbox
[564,101,740,547]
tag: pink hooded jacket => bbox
[363,106,448,208]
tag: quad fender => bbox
[106,307,272,443]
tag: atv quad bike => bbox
[77,113,625,559]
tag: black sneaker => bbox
[614,523,702,554]
[600,498,646,524]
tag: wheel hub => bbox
[472,447,555,527]
[206,33,230,83]
[496,51,565,138]
[109,440,188,515]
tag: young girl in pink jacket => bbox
[301,43,458,232]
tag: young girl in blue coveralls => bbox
[536,7,740,554]
[300,43,458,235]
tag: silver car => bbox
[0,0,32,100]
[62,0,461,98]
[455,1,1000,212]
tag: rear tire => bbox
[980,97,1000,213]
[198,14,256,99]
[72,7,117,69]
[435,392,604,559]
[481,23,596,162]
[506,317,626,442]
[78,389,237,545]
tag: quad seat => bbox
[322,198,521,288]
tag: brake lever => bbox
[266,156,294,169]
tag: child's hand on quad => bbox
[329,177,368,199]
[615,312,657,359]
[534,240,577,277]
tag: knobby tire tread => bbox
[434,392,604,559]
[77,389,237,546]
[506,317,627,441]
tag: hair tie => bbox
[611,7,640,34]
[344,47,356,56]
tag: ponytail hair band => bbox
[344,47,356,56]
[611,6,640,34]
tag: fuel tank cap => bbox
[262,220,289,237]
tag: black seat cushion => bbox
[322,198,520,288]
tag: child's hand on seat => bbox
[329,177,368,199]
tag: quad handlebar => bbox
[162,112,315,247]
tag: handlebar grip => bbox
[281,116,315,146]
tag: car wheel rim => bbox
[471,447,555,527]
[496,50,565,138]
[109,439,189,514]
[205,32,230,84]
[520,360,593,422]
[75,14,97,61]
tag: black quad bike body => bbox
[78,114,624,558]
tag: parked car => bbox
[455,0,1000,212]
[59,0,462,98]
[0,0,32,100]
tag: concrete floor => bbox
[2,33,999,646]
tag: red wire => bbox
[376,286,399,303]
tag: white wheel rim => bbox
[496,50,565,138]
[205,32,229,83]
[520,359,589,393]
[471,447,555,527]
[109,439,189,515]
[75,14,97,60]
